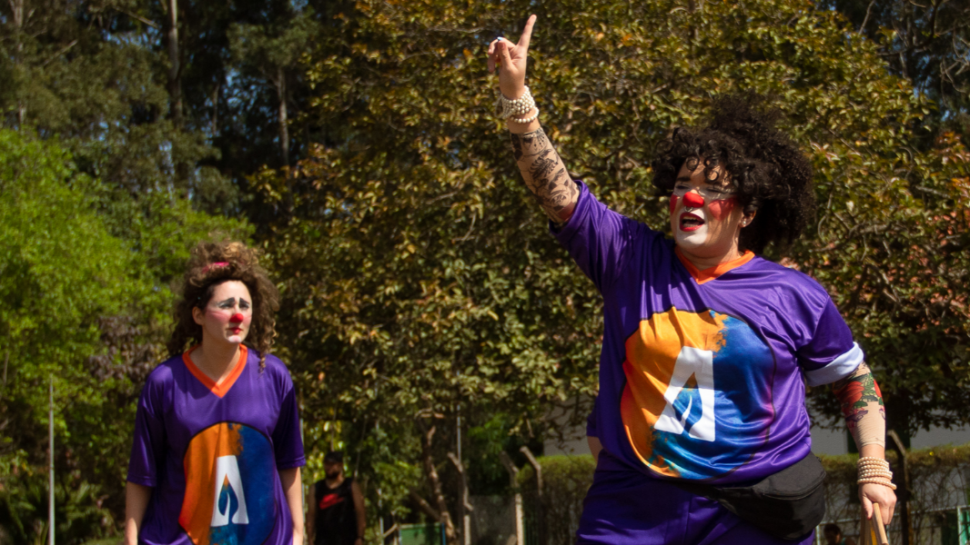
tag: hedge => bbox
[517,443,970,544]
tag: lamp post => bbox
[49,376,54,545]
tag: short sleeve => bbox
[127,372,167,487]
[586,404,598,438]
[553,182,656,292]
[272,367,306,469]
[798,298,864,387]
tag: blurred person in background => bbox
[307,451,366,545]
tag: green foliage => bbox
[0,1,235,207]
[0,469,114,545]
[823,0,970,140]
[0,129,138,542]
[0,128,247,540]
[0,129,143,435]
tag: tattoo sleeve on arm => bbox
[832,362,886,448]
[509,128,579,225]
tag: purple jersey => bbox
[127,346,305,545]
[556,183,861,484]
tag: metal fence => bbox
[816,507,970,545]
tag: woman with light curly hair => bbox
[488,15,895,544]
[124,240,305,545]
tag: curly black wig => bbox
[651,93,815,254]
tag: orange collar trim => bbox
[675,248,755,285]
[183,345,248,398]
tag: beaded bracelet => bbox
[510,108,540,124]
[857,478,897,490]
[858,457,890,466]
[856,457,895,490]
[498,86,537,120]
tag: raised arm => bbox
[488,15,578,225]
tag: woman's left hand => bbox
[860,482,896,524]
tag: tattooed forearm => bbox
[832,362,886,448]
[510,127,579,224]
[512,128,550,160]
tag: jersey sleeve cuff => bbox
[804,342,865,387]
[126,474,156,487]
[277,456,307,469]
[549,181,588,242]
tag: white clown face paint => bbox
[669,161,751,268]
[193,280,253,347]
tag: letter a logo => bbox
[211,455,249,526]
[654,346,716,441]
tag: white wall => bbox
[810,423,970,455]
[544,421,970,457]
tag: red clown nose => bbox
[683,191,705,209]
[230,313,245,323]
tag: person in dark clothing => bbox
[307,451,366,545]
[823,524,857,545]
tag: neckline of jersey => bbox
[674,247,755,285]
[182,344,249,398]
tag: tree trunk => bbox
[0,351,8,403]
[210,82,220,135]
[277,66,289,168]
[11,0,26,127]
[417,423,457,545]
[165,0,183,127]
[448,453,471,545]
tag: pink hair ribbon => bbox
[202,261,229,273]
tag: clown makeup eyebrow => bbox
[213,297,251,310]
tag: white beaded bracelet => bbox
[858,457,890,466]
[857,478,897,490]
[497,86,537,120]
[510,108,539,124]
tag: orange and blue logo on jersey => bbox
[621,307,775,481]
[180,422,276,545]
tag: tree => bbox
[261,0,970,535]
[823,0,970,140]
[229,9,321,171]
[0,0,234,206]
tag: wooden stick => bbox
[860,506,870,545]
[872,503,889,545]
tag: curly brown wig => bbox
[651,93,815,254]
[167,240,280,371]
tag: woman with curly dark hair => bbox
[488,16,895,544]
[124,240,305,545]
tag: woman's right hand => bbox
[487,14,536,100]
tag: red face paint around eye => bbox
[682,191,705,209]
[230,313,245,323]
[669,195,679,216]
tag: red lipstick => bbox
[679,212,704,232]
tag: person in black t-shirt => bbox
[307,451,366,545]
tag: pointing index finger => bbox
[518,14,537,54]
